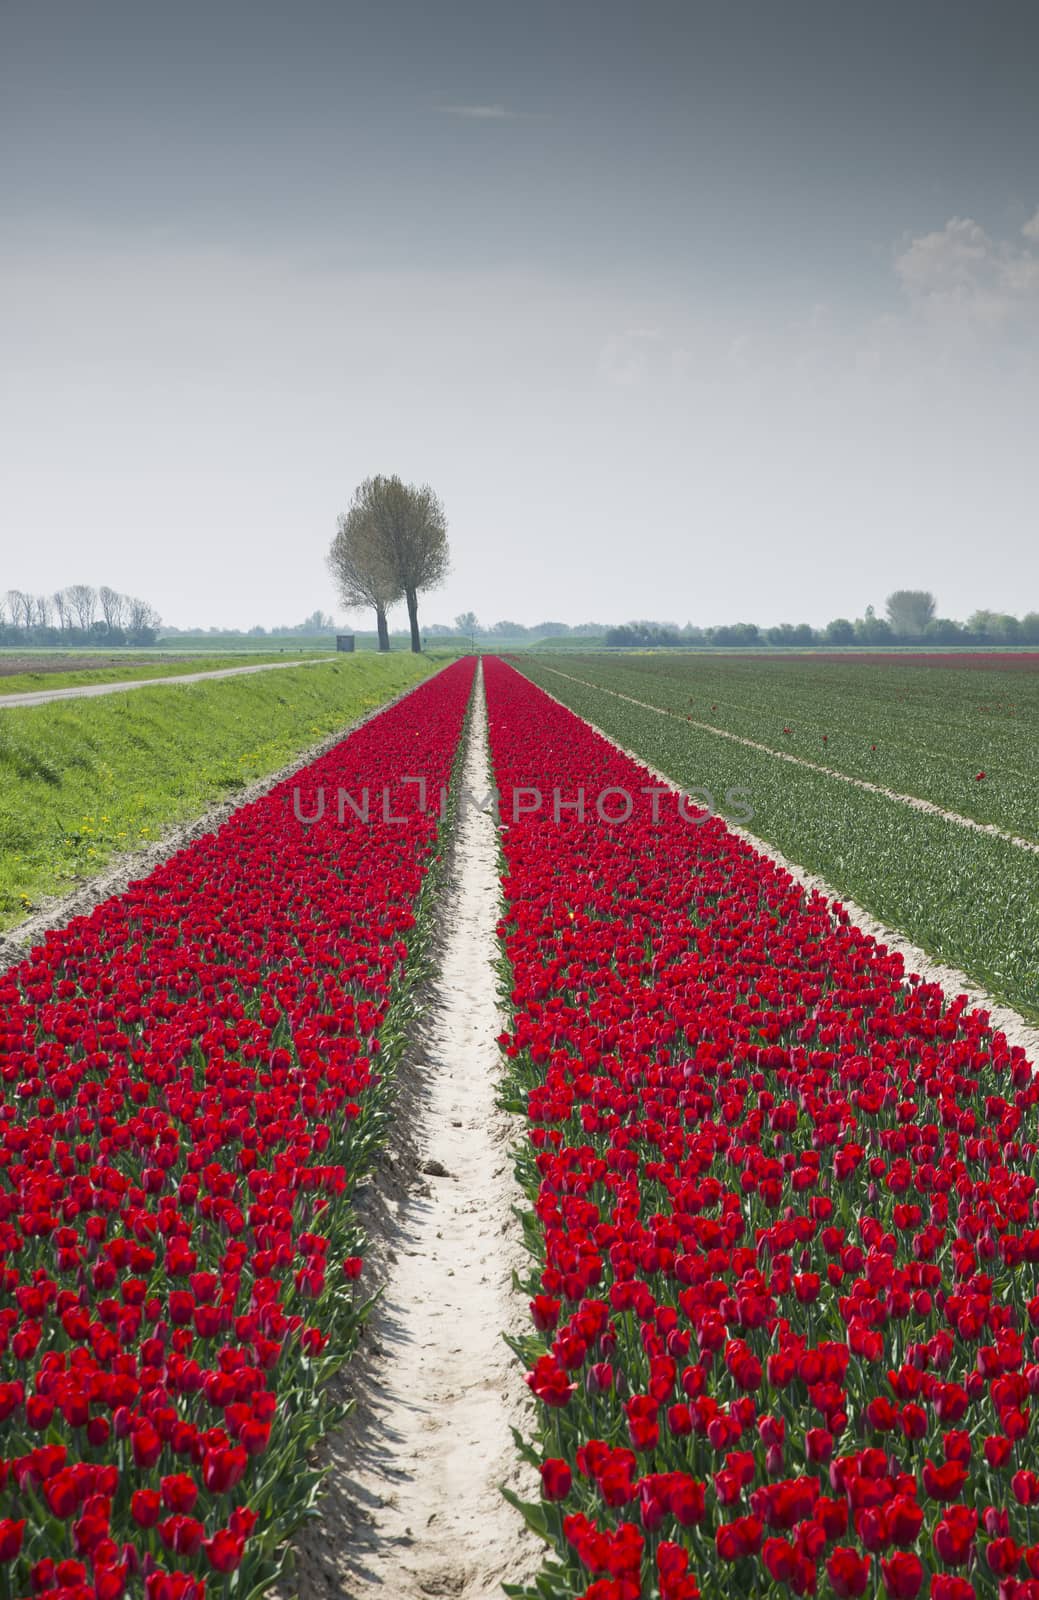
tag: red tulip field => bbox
[485,657,1039,1600]
[2,653,1038,1600]
[0,659,475,1600]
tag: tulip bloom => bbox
[881,1552,923,1599]
[540,1459,571,1501]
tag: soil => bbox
[0,654,197,676]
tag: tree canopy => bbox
[329,476,449,652]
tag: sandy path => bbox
[0,655,336,709]
[520,667,1039,1059]
[286,660,535,1599]
[538,663,1039,855]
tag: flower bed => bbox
[0,658,474,1600]
[485,656,1038,1600]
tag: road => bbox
[0,657,337,710]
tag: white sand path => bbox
[287,661,536,1599]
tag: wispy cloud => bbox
[434,103,541,121]
[895,210,1039,328]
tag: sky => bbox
[2,0,1039,632]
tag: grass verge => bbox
[0,651,331,695]
[0,653,439,927]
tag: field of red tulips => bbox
[486,657,1039,1600]
[0,659,475,1600]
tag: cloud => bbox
[597,328,665,387]
[895,211,1039,328]
[434,103,538,120]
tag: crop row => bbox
[485,655,1039,1600]
[0,657,475,1600]
[515,659,1039,1023]
[529,654,1039,844]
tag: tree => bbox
[5,590,33,630]
[710,622,761,647]
[925,617,965,644]
[53,589,71,631]
[125,596,161,644]
[356,475,450,653]
[885,590,936,637]
[296,609,334,633]
[67,584,97,631]
[98,586,127,633]
[825,618,855,644]
[856,605,894,644]
[328,496,403,652]
[455,611,479,635]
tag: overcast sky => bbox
[3,0,1038,631]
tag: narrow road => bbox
[0,656,336,710]
[288,661,534,1600]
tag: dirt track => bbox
[283,660,536,1600]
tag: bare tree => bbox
[125,596,161,641]
[34,593,53,628]
[5,589,33,630]
[99,585,127,633]
[328,499,402,652]
[53,589,71,631]
[358,476,450,653]
[67,583,98,631]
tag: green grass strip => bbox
[0,652,330,696]
[0,654,439,927]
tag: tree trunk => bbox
[375,604,390,652]
[405,587,421,653]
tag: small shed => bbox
[336,634,355,653]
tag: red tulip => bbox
[0,1520,25,1562]
[827,1546,871,1598]
[540,1459,571,1501]
[933,1506,978,1567]
[204,1530,246,1572]
[881,1551,923,1598]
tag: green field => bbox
[0,651,331,696]
[530,652,1039,838]
[516,653,1039,1022]
[0,653,439,929]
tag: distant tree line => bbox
[163,611,336,638]
[604,592,1039,649]
[423,618,605,639]
[1,585,162,646]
